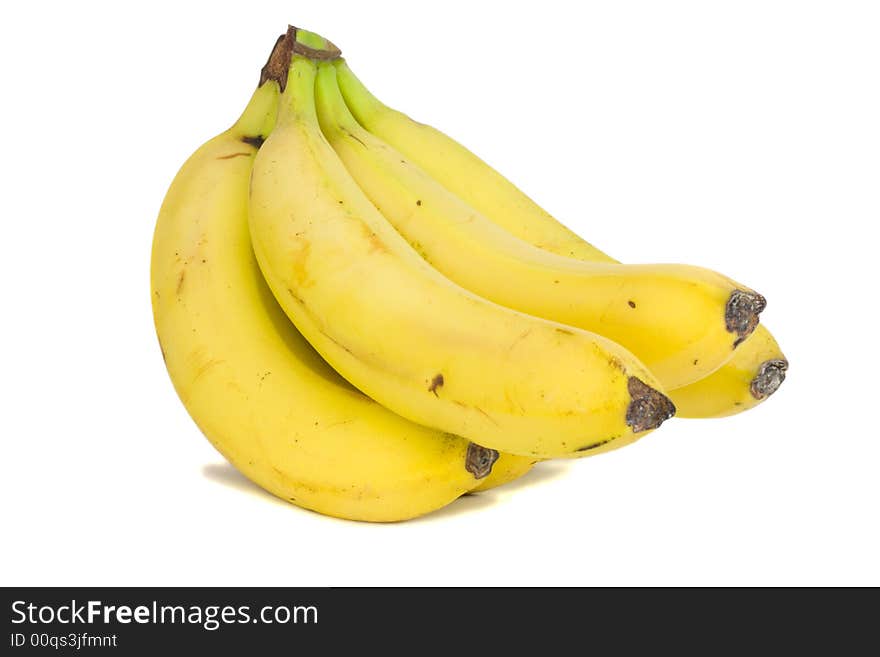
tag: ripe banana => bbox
[332,60,786,413]
[318,62,765,389]
[476,329,789,489]
[150,61,500,521]
[667,327,788,418]
[248,29,675,459]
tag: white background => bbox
[2,1,878,586]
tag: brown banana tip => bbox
[726,289,767,347]
[465,443,500,479]
[259,28,296,92]
[750,359,789,400]
[626,376,676,433]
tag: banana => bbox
[475,332,788,491]
[318,62,764,389]
[150,45,501,522]
[667,327,788,418]
[333,60,786,412]
[248,28,675,459]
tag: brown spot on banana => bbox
[428,373,444,396]
[474,406,500,426]
[750,359,789,400]
[575,437,614,452]
[241,135,265,149]
[626,376,676,433]
[340,127,367,148]
[216,151,253,160]
[317,328,356,357]
[726,290,767,347]
[465,443,499,479]
[286,287,306,306]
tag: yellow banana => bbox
[319,62,764,389]
[476,335,788,484]
[471,336,788,493]
[248,29,675,459]
[668,328,787,418]
[474,329,788,491]
[333,60,786,413]
[150,47,500,522]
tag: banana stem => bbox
[259,26,342,93]
[260,29,295,91]
[293,28,342,59]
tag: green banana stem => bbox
[267,26,342,125]
[294,27,331,51]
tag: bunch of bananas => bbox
[151,27,788,522]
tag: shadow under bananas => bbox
[202,459,571,523]
[481,460,571,494]
[412,460,572,523]
[202,463,291,509]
